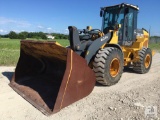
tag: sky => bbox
[0,0,160,36]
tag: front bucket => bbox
[9,40,96,115]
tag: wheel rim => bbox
[110,58,120,77]
[145,54,151,68]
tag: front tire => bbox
[93,47,123,86]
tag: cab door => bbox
[123,8,137,46]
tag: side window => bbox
[127,12,133,41]
[128,13,133,27]
[122,8,135,46]
[119,7,137,46]
[104,13,109,28]
[128,13,133,26]
[117,9,125,43]
[125,9,134,42]
[103,12,110,29]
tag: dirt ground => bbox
[0,53,160,120]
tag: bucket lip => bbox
[9,81,53,116]
[20,40,57,43]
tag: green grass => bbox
[0,38,69,66]
[0,39,20,66]
[149,43,160,52]
[55,39,69,47]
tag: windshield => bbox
[102,6,124,33]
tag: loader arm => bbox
[68,26,81,51]
[68,26,112,64]
[84,33,112,64]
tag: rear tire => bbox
[93,47,123,86]
[133,47,152,73]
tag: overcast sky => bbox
[0,0,160,36]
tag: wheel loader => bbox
[10,3,154,115]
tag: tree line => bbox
[0,31,68,40]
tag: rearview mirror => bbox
[100,10,103,17]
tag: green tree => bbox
[28,32,34,38]
[22,31,28,38]
[18,33,26,39]
[55,36,60,39]
[38,32,47,39]
[18,31,28,39]
[9,31,18,39]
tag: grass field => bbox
[148,43,160,52]
[0,38,69,66]
[0,38,159,66]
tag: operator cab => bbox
[100,3,139,46]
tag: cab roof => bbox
[101,3,139,11]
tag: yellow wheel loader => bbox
[10,3,154,115]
